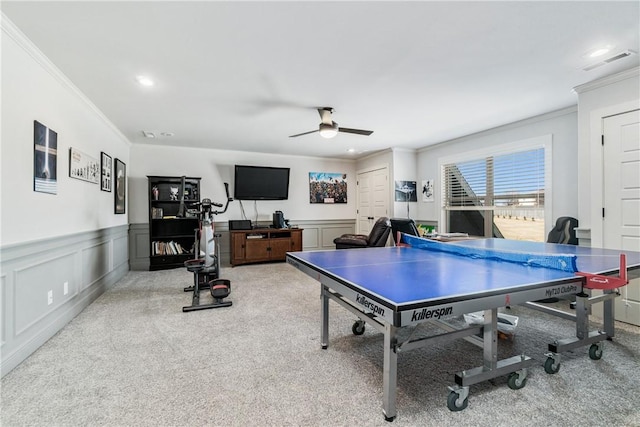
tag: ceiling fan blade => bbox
[338,127,374,136]
[318,107,334,125]
[289,129,319,138]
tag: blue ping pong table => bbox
[286,236,640,421]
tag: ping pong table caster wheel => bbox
[544,357,560,374]
[588,343,603,360]
[383,414,396,422]
[507,371,527,390]
[446,390,468,411]
[352,320,365,335]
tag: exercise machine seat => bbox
[333,217,391,249]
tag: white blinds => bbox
[443,148,545,212]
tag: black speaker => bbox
[273,211,285,228]
[229,220,252,230]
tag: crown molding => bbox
[573,66,640,94]
[418,105,577,153]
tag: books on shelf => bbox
[151,207,164,219]
[151,240,191,256]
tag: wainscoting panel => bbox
[302,227,319,249]
[0,225,129,377]
[113,234,129,268]
[1,273,5,346]
[134,232,148,260]
[129,223,150,271]
[81,241,110,291]
[321,226,354,248]
[14,252,76,335]
[575,228,592,247]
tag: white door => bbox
[356,167,389,235]
[603,109,640,325]
[357,171,373,235]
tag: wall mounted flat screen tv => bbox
[234,165,290,200]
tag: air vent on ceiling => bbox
[142,130,156,138]
[583,49,636,71]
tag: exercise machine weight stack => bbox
[181,179,233,312]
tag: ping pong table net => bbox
[400,234,628,291]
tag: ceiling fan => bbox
[289,107,374,139]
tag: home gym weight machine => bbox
[181,179,233,312]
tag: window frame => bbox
[437,134,553,237]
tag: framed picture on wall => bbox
[309,172,347,204]
[114,158,126,214]
[33,120,58,194]
[422,179,434,202]
[101,152,112,192]
[69,147,99,184]
[394,180,417,202]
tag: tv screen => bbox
[234,165,290,200]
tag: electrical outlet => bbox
[63,282,69,295]
[47,290,53,305]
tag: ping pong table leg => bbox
[545,290,615,370]
[321,285,329,349]
[483,309,498,371]
[382,323,398,422]
[603,289,616,339]
[575,293,590,340]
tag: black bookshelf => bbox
[147,176,201,271]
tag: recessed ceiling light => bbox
[347,148,356,153]
[136,75,154,87]
[582,49,636,71]
[142,130,156,138]
[589,48,610,58]
[583,45,614,59]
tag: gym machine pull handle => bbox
[212,182,233,215]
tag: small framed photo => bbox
[33,120,58,194]
[422,179,434,202]
[394,180,417,202]
[69,147,99,184]
[114,158,126,214]
[101,152,112,192]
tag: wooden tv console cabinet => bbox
[230,228,303,266]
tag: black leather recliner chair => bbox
[390,218,420,245]
[334,217,391,249]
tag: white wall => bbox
[1,16,131,377]
[416,107,578,230]
[1,17,131,246]
[129,144,357,225]
[356,149,393,173]
[574,67,640,247]
[391,148,418,218]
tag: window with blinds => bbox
[442,147,545,241]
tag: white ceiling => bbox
[2,1,639,159]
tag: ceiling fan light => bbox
[319,122,338,138]
[319,129,338,138]
[135,75,154,86]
